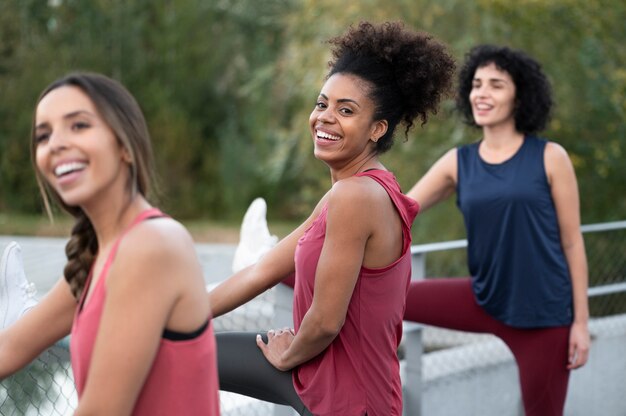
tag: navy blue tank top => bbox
[457,136,572,328]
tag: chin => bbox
[313,147,327,161]
[55,191,89,209]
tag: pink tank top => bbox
[70,208,220,415]
[292,170,419,415]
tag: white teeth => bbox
[317,131,340,141]
[475,103,492,110]
[54,162,87,177]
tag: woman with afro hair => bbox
[208,21,454,415]
[406,44,590,415]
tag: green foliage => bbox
[0,0,623,242]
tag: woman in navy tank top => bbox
[406,45,590,415]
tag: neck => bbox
[83,194,151,249]
[482,123,524,147]
[329,151,382,183]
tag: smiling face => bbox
[469,63,517,131]
[309,73,387,173]
[34,85,131,210]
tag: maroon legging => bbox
[405,278,570,416]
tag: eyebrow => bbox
[473,77,508,84]
[35,110,96,130]
[319,93,361,107]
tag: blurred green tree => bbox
[0,0,623,242]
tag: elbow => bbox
[317,316,344,338]
[560,232,584,252]
[304,304,345,339]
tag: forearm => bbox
[0,333,30,379]
[0,327,59,379]
[0,289,73,378]
[564,237,589,323]
[208,266,277,318]
[0,332,18,379]
[279,309,339,370]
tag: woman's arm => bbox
[0,277,75,379]
[208,193,330,318]
[545,142,590,369]
[74,220,206,416]
[257,179,378,370]
[406,148,458,212]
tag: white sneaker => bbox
[232,198,279,273]
[1,242,38,329]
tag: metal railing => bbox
[411,220,626,297]
[1,220,625,415]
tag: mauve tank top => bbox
[292,170,419,415]
[70,208,220,415]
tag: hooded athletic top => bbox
[292,169,419,416]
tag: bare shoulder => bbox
[123,217,195,259]
[544,141,575,173]
[330,175,387,208]
[111,217,200,290]
[544,141,571,164]
[543,141,578,189]
[442,146,458,160]
[438,147,458,171]
[427,147,458,180]
[327,175,393,233]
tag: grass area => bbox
[0,213,74,238]
[0,212,297,244]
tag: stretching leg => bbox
[404,278,501,333]
[216,331,312,415]
[405,278,570,415]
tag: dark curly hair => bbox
[326,21,455,153]
[456,44,553,135]
[31,73,157,299]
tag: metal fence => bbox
[411,220,626,318]
[1,221,625,415]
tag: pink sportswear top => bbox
[292,170,419,416]
[70,208,220,415]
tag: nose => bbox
[473,84,488,98]
[47,131,68,152]
[316,106,336,124]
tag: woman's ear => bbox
[371,119,388,143]
[121,146,133,164]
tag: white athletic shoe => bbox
[0,242,38,329]
[232,198,278,273]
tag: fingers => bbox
[265,328,295,338]
[256,333,267,350]
[567,347,578,369]
[567,346,590,370]
[567,343,576,366]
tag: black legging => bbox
[216,331,313,416]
